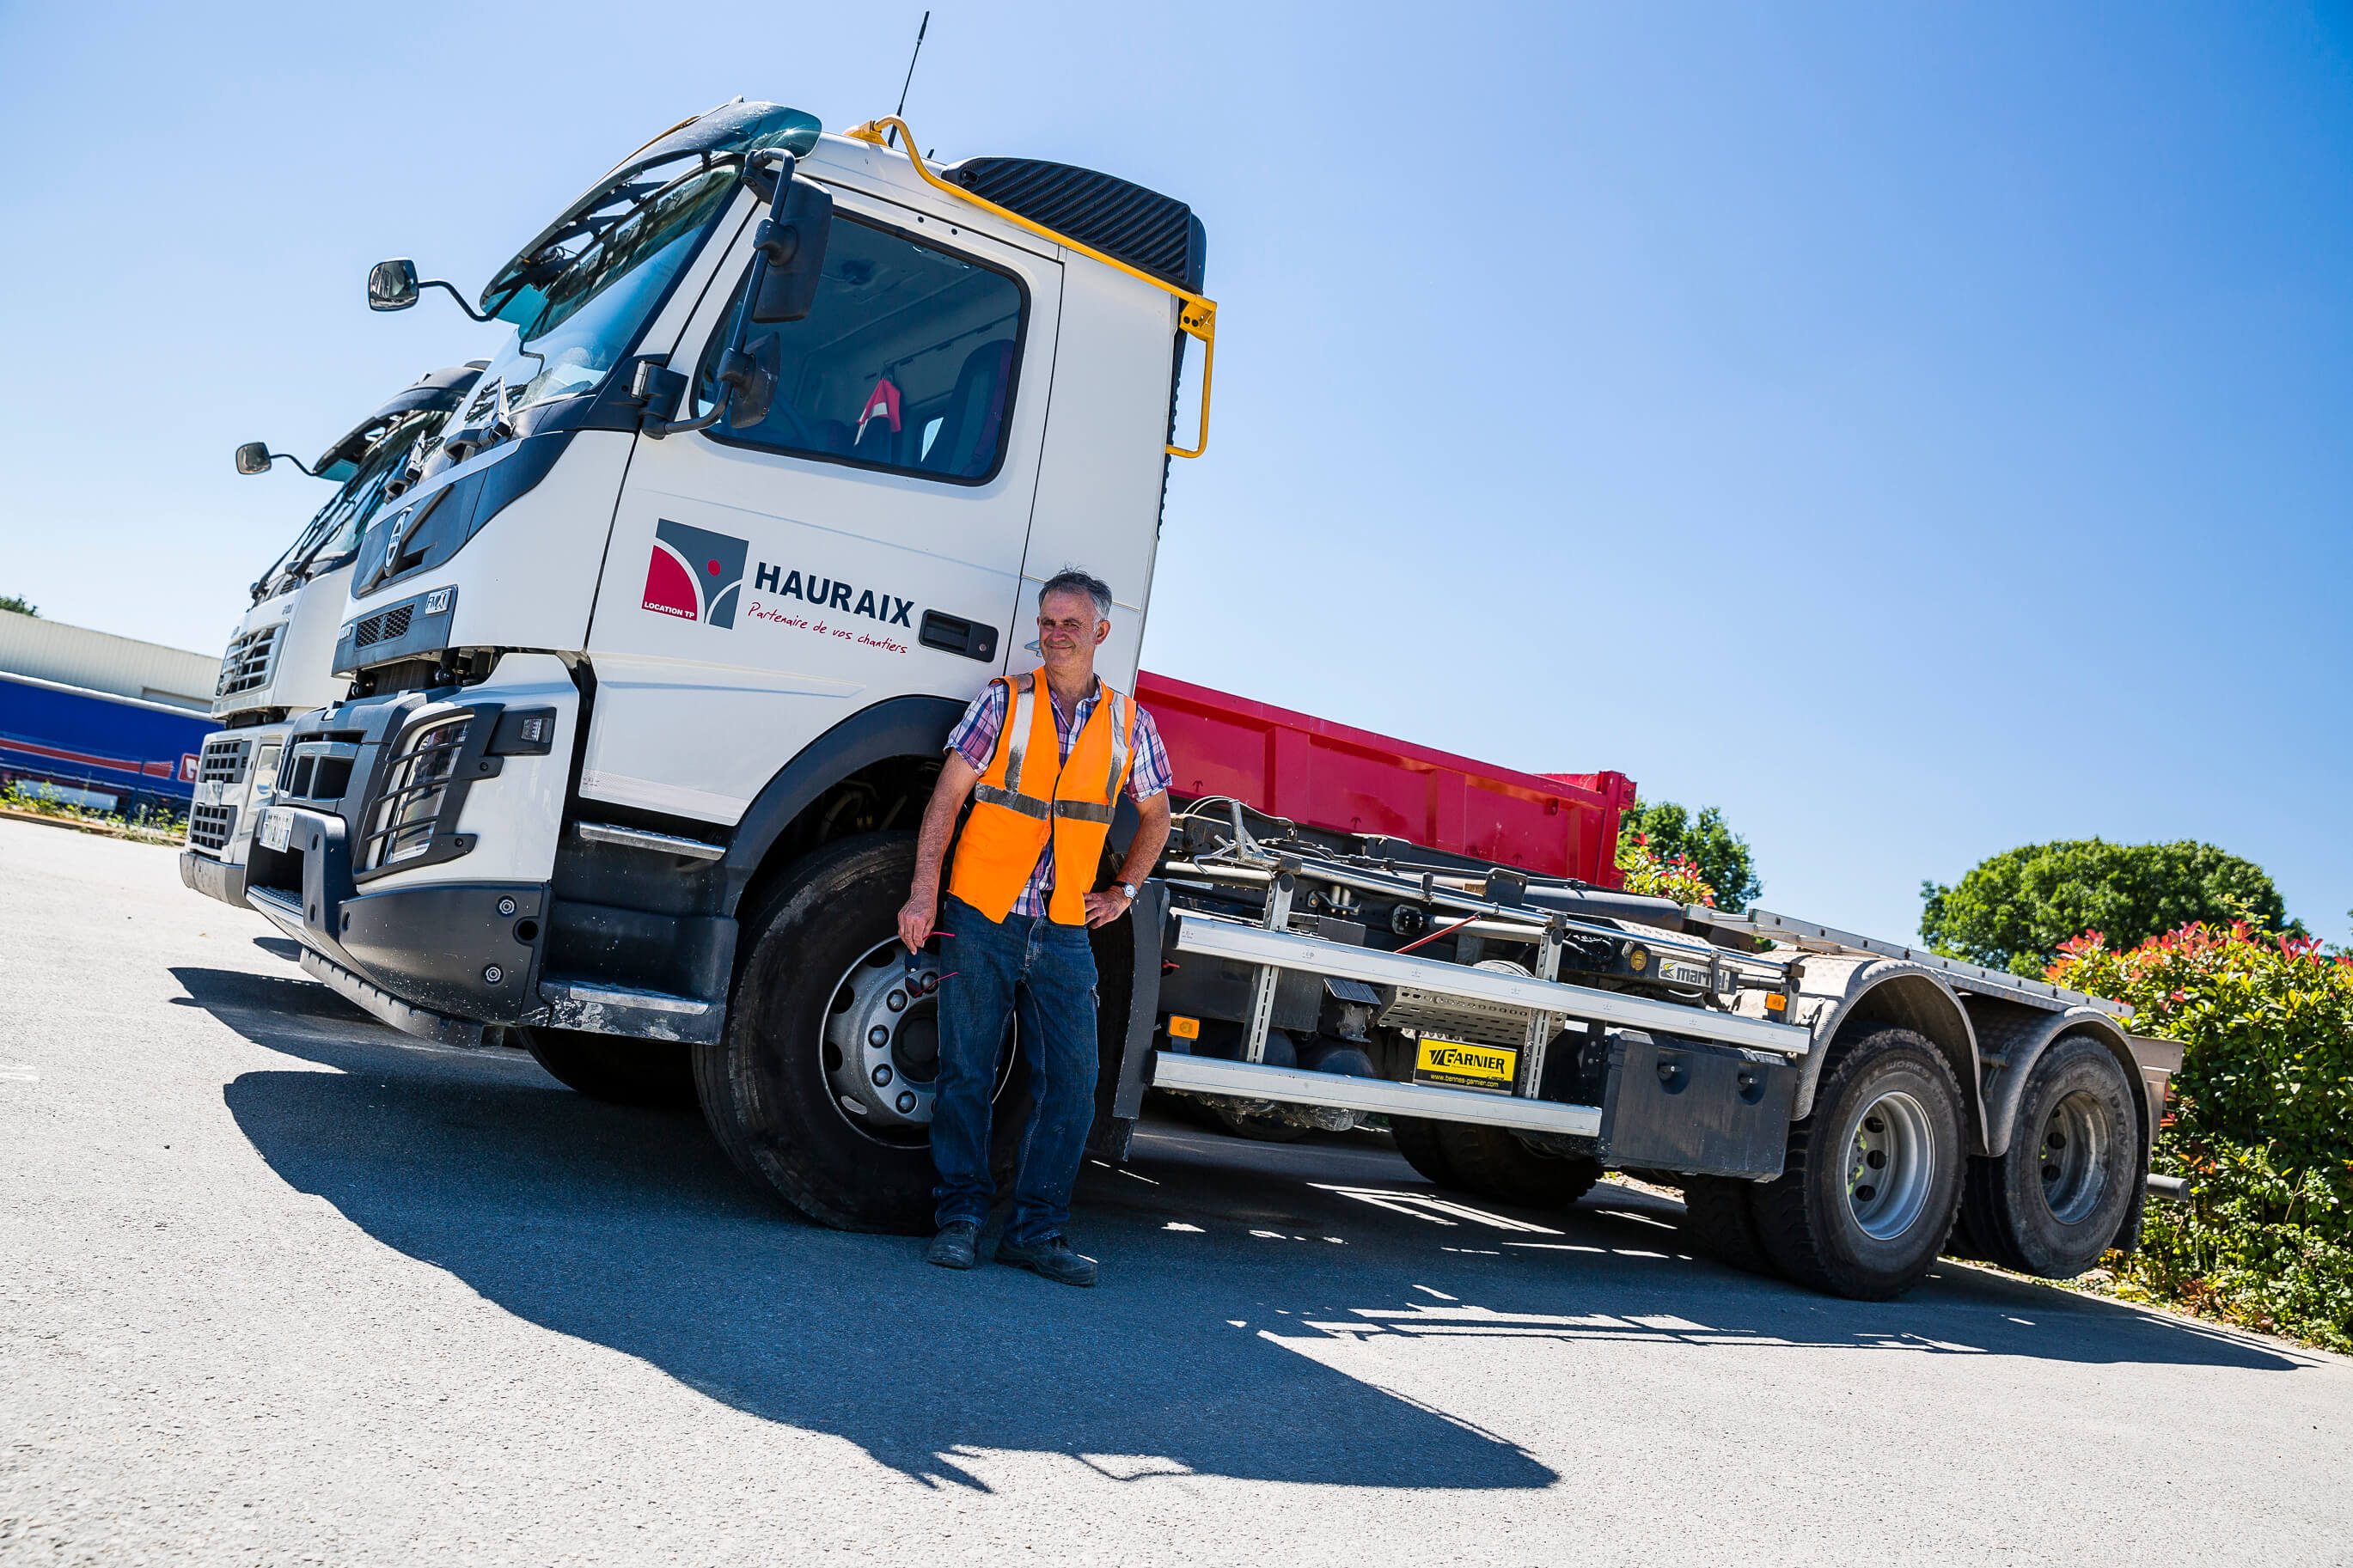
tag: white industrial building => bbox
[0,609,223,711]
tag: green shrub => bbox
[1619,799,1760,912]
[2049,922,2353,1351]
[1616,831,1719,907]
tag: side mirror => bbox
[748,158,834,325]
[235,442,272,475]
[368,259,421,312]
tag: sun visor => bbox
[312,363,487,479]
[479,101,820,322]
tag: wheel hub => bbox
[1846,1089,1934,1242]
[825,943,942,1132]
[2037,1090,2111,1225]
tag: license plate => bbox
[1658,957,1714,989]
[258,808,291,852]
[1413,1036,1517,1094]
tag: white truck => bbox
[236,100,2176,1299]
[180,365,483,907]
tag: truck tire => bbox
[1679,1175,1775,1276]
[1752,1027,1965,1301]
[1960,1034,2139,1279]
[698,833,1021,1234]
[1435,1123,1602,1209]
[1389,1115,1460,1187]
[520,1027,698,1109]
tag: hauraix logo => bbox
[642,520,747,628]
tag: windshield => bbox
[474,162,741,414]
[252,412,449,602]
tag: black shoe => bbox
[926,1220,981,1270]
[994,1234,1098,1287]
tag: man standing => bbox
[897,570,1173,1286]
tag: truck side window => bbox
[694,213,1027,485]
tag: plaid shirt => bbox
[947,675,1170,918]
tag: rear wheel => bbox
[521,1027,697,1109]
[1962,1034,2138,1278]
[1752,1027,1965,1300]
[1435,1123,1602,1208]
[1389,1115,1459,1187]
[1680,1174,1775,1275]
[698,833,1020,1233]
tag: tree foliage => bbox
[0,594,36,616]
[1617,799,1759,912]
[1920,839,2293,978]
[2050,922,2353,1352]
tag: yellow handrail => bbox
[843,116,1215,459]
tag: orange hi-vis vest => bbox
[949,670,1137,924]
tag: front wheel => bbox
[1752,1027,1965,1300]
[697,833,1019,1233]
[1961,1034,2140,1278]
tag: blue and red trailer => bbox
[0,671,218,816]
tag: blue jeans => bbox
[930,894,1100,1246]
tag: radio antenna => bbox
[887,11,931,149]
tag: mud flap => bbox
[1599,1032,1798,1180]
[1085,879,1168,1163]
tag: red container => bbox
[1134,671,1633,888]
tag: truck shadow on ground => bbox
[175,964,2309,1490]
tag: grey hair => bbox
[1038,568,1114,624]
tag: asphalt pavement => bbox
[3,816,2349,1565]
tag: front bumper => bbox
[180,849,248,906]
[245,803,549,1024]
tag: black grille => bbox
[217,624,281,697]
[188,802,237,852]
[198,736,251,786]
[944,158,1207,291]
[353,604,414,649]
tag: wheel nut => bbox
[497,896,516,917]
[887,990,907,1012]
[483,965,504,985]
[871,1065,893,1087]
[895,1091,916,1113]
[868,1025,889,1047]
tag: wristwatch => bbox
[1119,881,1140,900]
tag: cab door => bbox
[580,190,1060,824]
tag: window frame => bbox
[693,206,1034,489]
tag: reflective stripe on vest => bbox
[948,671,1137,924]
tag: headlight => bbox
[364,715,472,869]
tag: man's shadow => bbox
[181,961,1559,1492]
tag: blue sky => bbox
[2,3,2346,945]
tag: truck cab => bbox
[180,364,482,906]
[248,101,1201,1113]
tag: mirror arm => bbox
[255,451,322,478]
[642,406,728,441]
[420,278,496,324]
[742,147,793,204]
